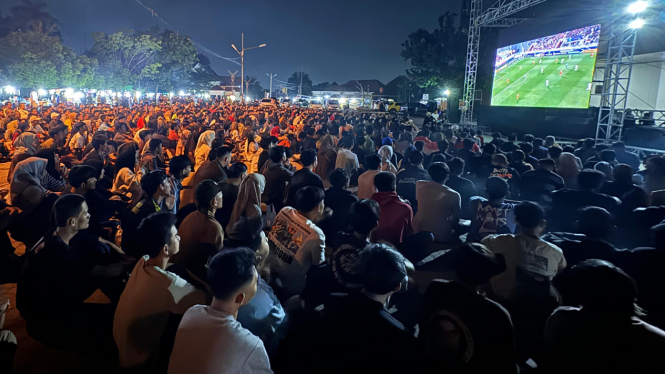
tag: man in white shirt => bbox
[268,186,326,298]
[168,248,272,374]
[482,201,566,301]
[357,153,382,200]
[114,213,207,369]
[335,135,359,177]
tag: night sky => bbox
[1,0,463,86]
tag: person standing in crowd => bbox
[267,187,326,299]
[335,135,359,178]
[114,213,207,370]
[168,248,272,374]
[396,150,431,213]
[500,133,519,153]
[371,171,413,246]
[413,162,460,243]
[319,169,358,238]
[175,180,225,280]
[286,149,323,207]
[261,146,294,212]
[378,144,398,174]
[357,153,382,200]
[183,146,231,206]
[216,162,248,230]
[612,141,640,171]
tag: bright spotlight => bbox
[629,18,645,29]
[627,1,648,14]
[443,89,450,96]
[339,98,347,104]
[230,95,237,101]
[74,91,84,100]
[38,89,47,96]
[135,91,141,99]
[4,86,16,95]
[179,91,185,96]
[123,92,131,98]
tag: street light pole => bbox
[267,73,277,98]
[232,33,266,103]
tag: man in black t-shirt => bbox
[477,154,521,198]
[520,159,565,205]
[446,157,478,220]
[396,150,431,213]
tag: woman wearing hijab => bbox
[226,173,266,233]
[35,149,67,192]
[556,152,581,190]
[378,145,398,174]
[111,147,142,202]
[7,132,40,182]
[194,130,215,171]
[315,133,337,180]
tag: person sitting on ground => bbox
[470,143,496,176]
[17,195,118,356]
[482,201,566,301]
[532,138,549,160]
[267,186,326,299]
[216,162,247,230]
[509,150,534,176]
[276,243,416,374]
[371,171,414,246]
[574,138,596,164]
[413,162,460,243]
[174,180,225,281]
[500,133,519,153]
[419,243,517,374]
[396,150,431,213]
[519,158,564,205]
[82,135,108,163]
[445,157,478,220]
[599,164,648,222]
[252,136,278,174]
[551,169,621,232]
[548,145,563,166]
[319,169,358,238]
[114,212,207,370]
[286,149,323,207]
[477,154,521,197]
[520,142,539,169]
[544,259,665,374]
[467,177,517,242]
[457,138,478,166]
[261,146,294,212]
[583,144,610,169]
[168,248,272,374]
[357,153,382,200]
[167,155,192,215]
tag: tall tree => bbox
[3,0,61,39]
[140,28,198,93]
[89,29,162,90]
[244,76,264,99]
[400,12,467,91]
[288,71,313,96]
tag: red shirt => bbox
[371,191,414,245]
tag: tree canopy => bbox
[288,71,313,96]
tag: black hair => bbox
[51,194,86,227]
[414,140,425,152]
[225,217,264,251]
[216,146,232,160]
[512,150,526,162]
[584,138,596,148]
[549,146,563,159]
[428,162,450,184]
[514,201,545,229]
[374,171,396,192]
[485,176,509,199]
[68,165,97,188]
[520,142,533,154]
[600,150,616,162]
[448,157,465,176]
[578,207,612,239]
[330,169,350,189]
[138,130,151,141]
[462,138,475,150]
[294,186,325,213]
[578,169,605,190]
[340,135,355,149]
[408,150,424,165]
[539,158,556,169]
[227,162,248,179]
[141,170,168,196]
[524,134,535,143]
[148,138,162,151]
[48,126,65,138]
[482,143,496,155]
[364,153,381,170]
[269,146,286,163]
[268,136,279,145]
[169,156,192,179]
[207,247,257,300]
[447,243,506,286]
[358,243,407,294]
[90,135,107,150]
[350,199,381,235]
[259,137,273,149]
[508,133,517,142]
[137,213,177,258]
[300,149,317,167]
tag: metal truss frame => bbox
[595,25,638,144]
[461,0,546,124]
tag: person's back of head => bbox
[533,138,544,147]
[408,150,424,166]
[428,162,450,184]
[137,212,178,258]
[491,154,508,167]
[330,169,350,189]
[508,133,517,142]
[545,136,556,146]
[148,138,162,152]
[524,134,535,143]
[350,199,381,235]
[300,149,317,168]
[294,186,325,214]
[414,140,425,152]
[364,153,381,171]
[485,176,509,200]
[482,143,496,155]
[259,136,272,149]
[612,141,626,152]
[269,146,286,163]
[600,150,616,163]
[577,169,605,191]
[461,138,474,150]
[613,164,633,184]
[207,247,258,304]
[437,139,449,153]
[520,142,534,155]
[374,171,396,192]
[560,259,638,319]
[227,162,248,179]
[169,156,192,179]
[514,201,545,230]
[399,132,413,143]
[340,135,355,149]
[52,194,87,228]
[578,207,613,240]
[448,157,465,177]
[91,135,107,150]
[68,165,97,190]
[584,138,596,149]
[538,158,556,172]
[511,150,526,163]
[359,243,407,296]
[141,170,168,196]
[549,145,563,159]
[562,145,576,154]
[447,243,506,286]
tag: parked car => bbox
[327,99,341,110]
[295,98,309,108]
[388,102,403,113]
[281,98,292,108]
[310,100,324,110]
[260,98,278,108]
[401,102,430,116]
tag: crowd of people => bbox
[1,98,665,373]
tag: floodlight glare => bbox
[627,1,648,14]
[629,18,645,29]
[444,89,450,96]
